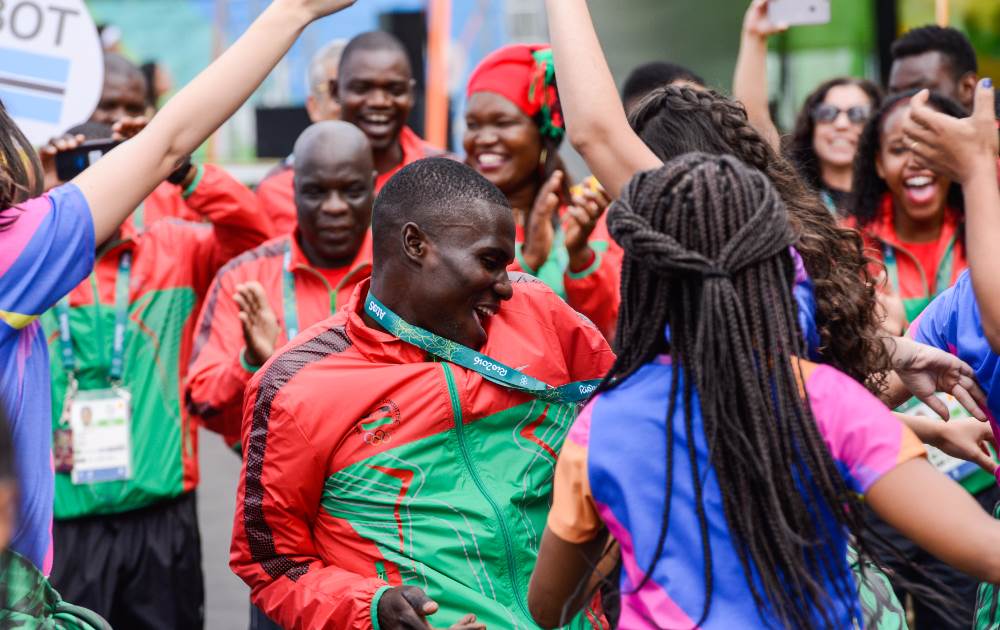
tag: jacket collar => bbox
[342,278,428,366]
[866,192,961,250]
[286,228,374,279]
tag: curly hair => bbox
[786,78,883,193]
[0,101,42,230]
[848,89,968,229]
[627,86,890,391]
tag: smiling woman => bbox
[846,89,969,328]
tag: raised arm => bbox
[543,0,661,197]
[732,0,784,152]
[73,0,357,244]
[903,82,1000,351]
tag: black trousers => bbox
[50,491,205,630]
[867,483,1000,630]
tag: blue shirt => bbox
[0,184,94,572]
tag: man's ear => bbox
[401,222,428,264]
[958,72,979,111]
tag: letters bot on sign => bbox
[0,0,103,145]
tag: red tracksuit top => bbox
[46,164,270,515]
[256,126,444,234]
[230,275,614,629]
[186,230,373,445]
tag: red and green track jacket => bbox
[186,230,373,446]
[231,275,615,629]
[847,193,967,325]
[42,165,270,519]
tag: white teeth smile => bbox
[477,153,505,167]
[474,305,497,319]
[363,114,391,124]
[905,176,933,187]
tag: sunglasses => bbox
[812,104,871,125]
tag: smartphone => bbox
[55,139,120,181]
[768,0,831,27]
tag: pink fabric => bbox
[596,502,699,629]
[0,197,50,277]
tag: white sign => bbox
[0,0,104,146]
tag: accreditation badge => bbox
[69,388,133,485]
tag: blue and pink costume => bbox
[547,356,925,628]
[0,184,95,573]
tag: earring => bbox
[539,148,548,169]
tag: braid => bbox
[628,86,892,394]
[604,153,874,628]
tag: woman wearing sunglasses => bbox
[734,0,881,214]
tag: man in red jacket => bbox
[187,121,375,448]
[230,158,613,629]
[256,40,347,235]
[258,32,446,232]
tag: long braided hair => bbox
[627,86,891,392]
[605,152,875,628]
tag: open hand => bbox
[890,337,988,422]
[743,0,788,40]
[902,80,998,184]
[234,282,281,368]
[933,416,998,475]
[564,181,610,271]
[521,170,563,272]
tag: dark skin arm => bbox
[528,528,616,629]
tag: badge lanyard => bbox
[282,246,301,340]
[56,251,132,385]
[364,292,601,404]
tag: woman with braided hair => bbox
[541,0,990,431]
[527,152,1000,629]
[464,44,621,338]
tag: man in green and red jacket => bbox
[231,158,614,629]
[41,123,270,628]
[187,121,375,449]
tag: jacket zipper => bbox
[440,364,532,620]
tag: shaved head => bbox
[294,120,374,174]
[292,121,376,269]
[372,158,511,262]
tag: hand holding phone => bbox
[767,0,831,27]
[54,140,120,182]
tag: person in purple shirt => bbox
[528,151,1000,630]
[0,0,361,575]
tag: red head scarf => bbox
[466,43,564,142]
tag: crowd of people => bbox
[1,0,1000,627]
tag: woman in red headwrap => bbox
[464,44,621,339]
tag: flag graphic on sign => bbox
[0,47,70,124]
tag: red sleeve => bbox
[184,164,272,293]
[563,233,622,342]
[185,265,256,443]
[256,168,298,236]
[231,376,388,629]
[534,281,616,383]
